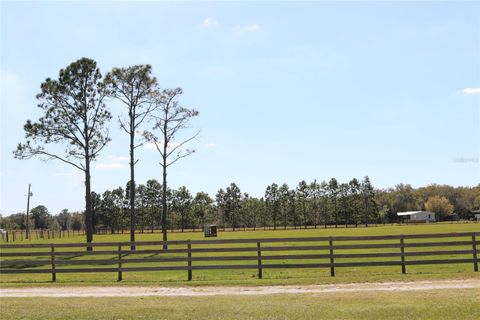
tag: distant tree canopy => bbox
[30,205,50,229]
[0,206,84,231]
[2,181,479,232]
[56,209,71,231]
[425,196,454,218]
[377,183,479,221]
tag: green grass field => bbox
[1,223,479,320]
[1,222,479,286]
[1,289,479,320]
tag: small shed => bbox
[204,224,218,237]
[397,211,436,222]
[472,210,480,221]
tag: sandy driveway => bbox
[1,279,479,297]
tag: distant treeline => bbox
[1,178,479,232]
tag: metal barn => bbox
[397,211,436,222]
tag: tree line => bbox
[1,206,84,231]
[376,183,480,221]
[3,181,478,233]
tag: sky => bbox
[0,1,479,215]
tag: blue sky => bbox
[1,1,479,215]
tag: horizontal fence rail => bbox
[0,232,478,282]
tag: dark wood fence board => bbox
[405,259,474,265]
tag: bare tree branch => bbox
[143,87,199,246]
[166,150,195,167]
[166,131,200,158]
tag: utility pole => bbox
[25,184,32,239]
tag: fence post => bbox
[329,237,335,277]
[5,231,8,243]
[473,233,478,272]
[257,241,263,279]
[118,243,122,281]
[12,231,15,242]
[400,234,406,274]
[187,240,192,281]
[51,244,56,282]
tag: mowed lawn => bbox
[1,289,480,320]
[1,222,479,286]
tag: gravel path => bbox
[1,279,479,297]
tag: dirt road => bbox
[1,279,479,297]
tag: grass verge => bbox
[1,288,479,319]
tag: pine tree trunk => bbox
[130,125,136,250]
[85,156,93,252]
[162,156,168,249]
[162,114,169,249]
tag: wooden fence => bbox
[0,229,85,242]
[0,232,478,282]
[3,221,479,243]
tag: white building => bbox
[397,211,436,222]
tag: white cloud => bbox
[206,143,218,148]
[95,162,126,170]
[233,23,260,34]
[462,88,480,95]
[94,155,129,169]
[202,17,219,28]
[108,155,129,162]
